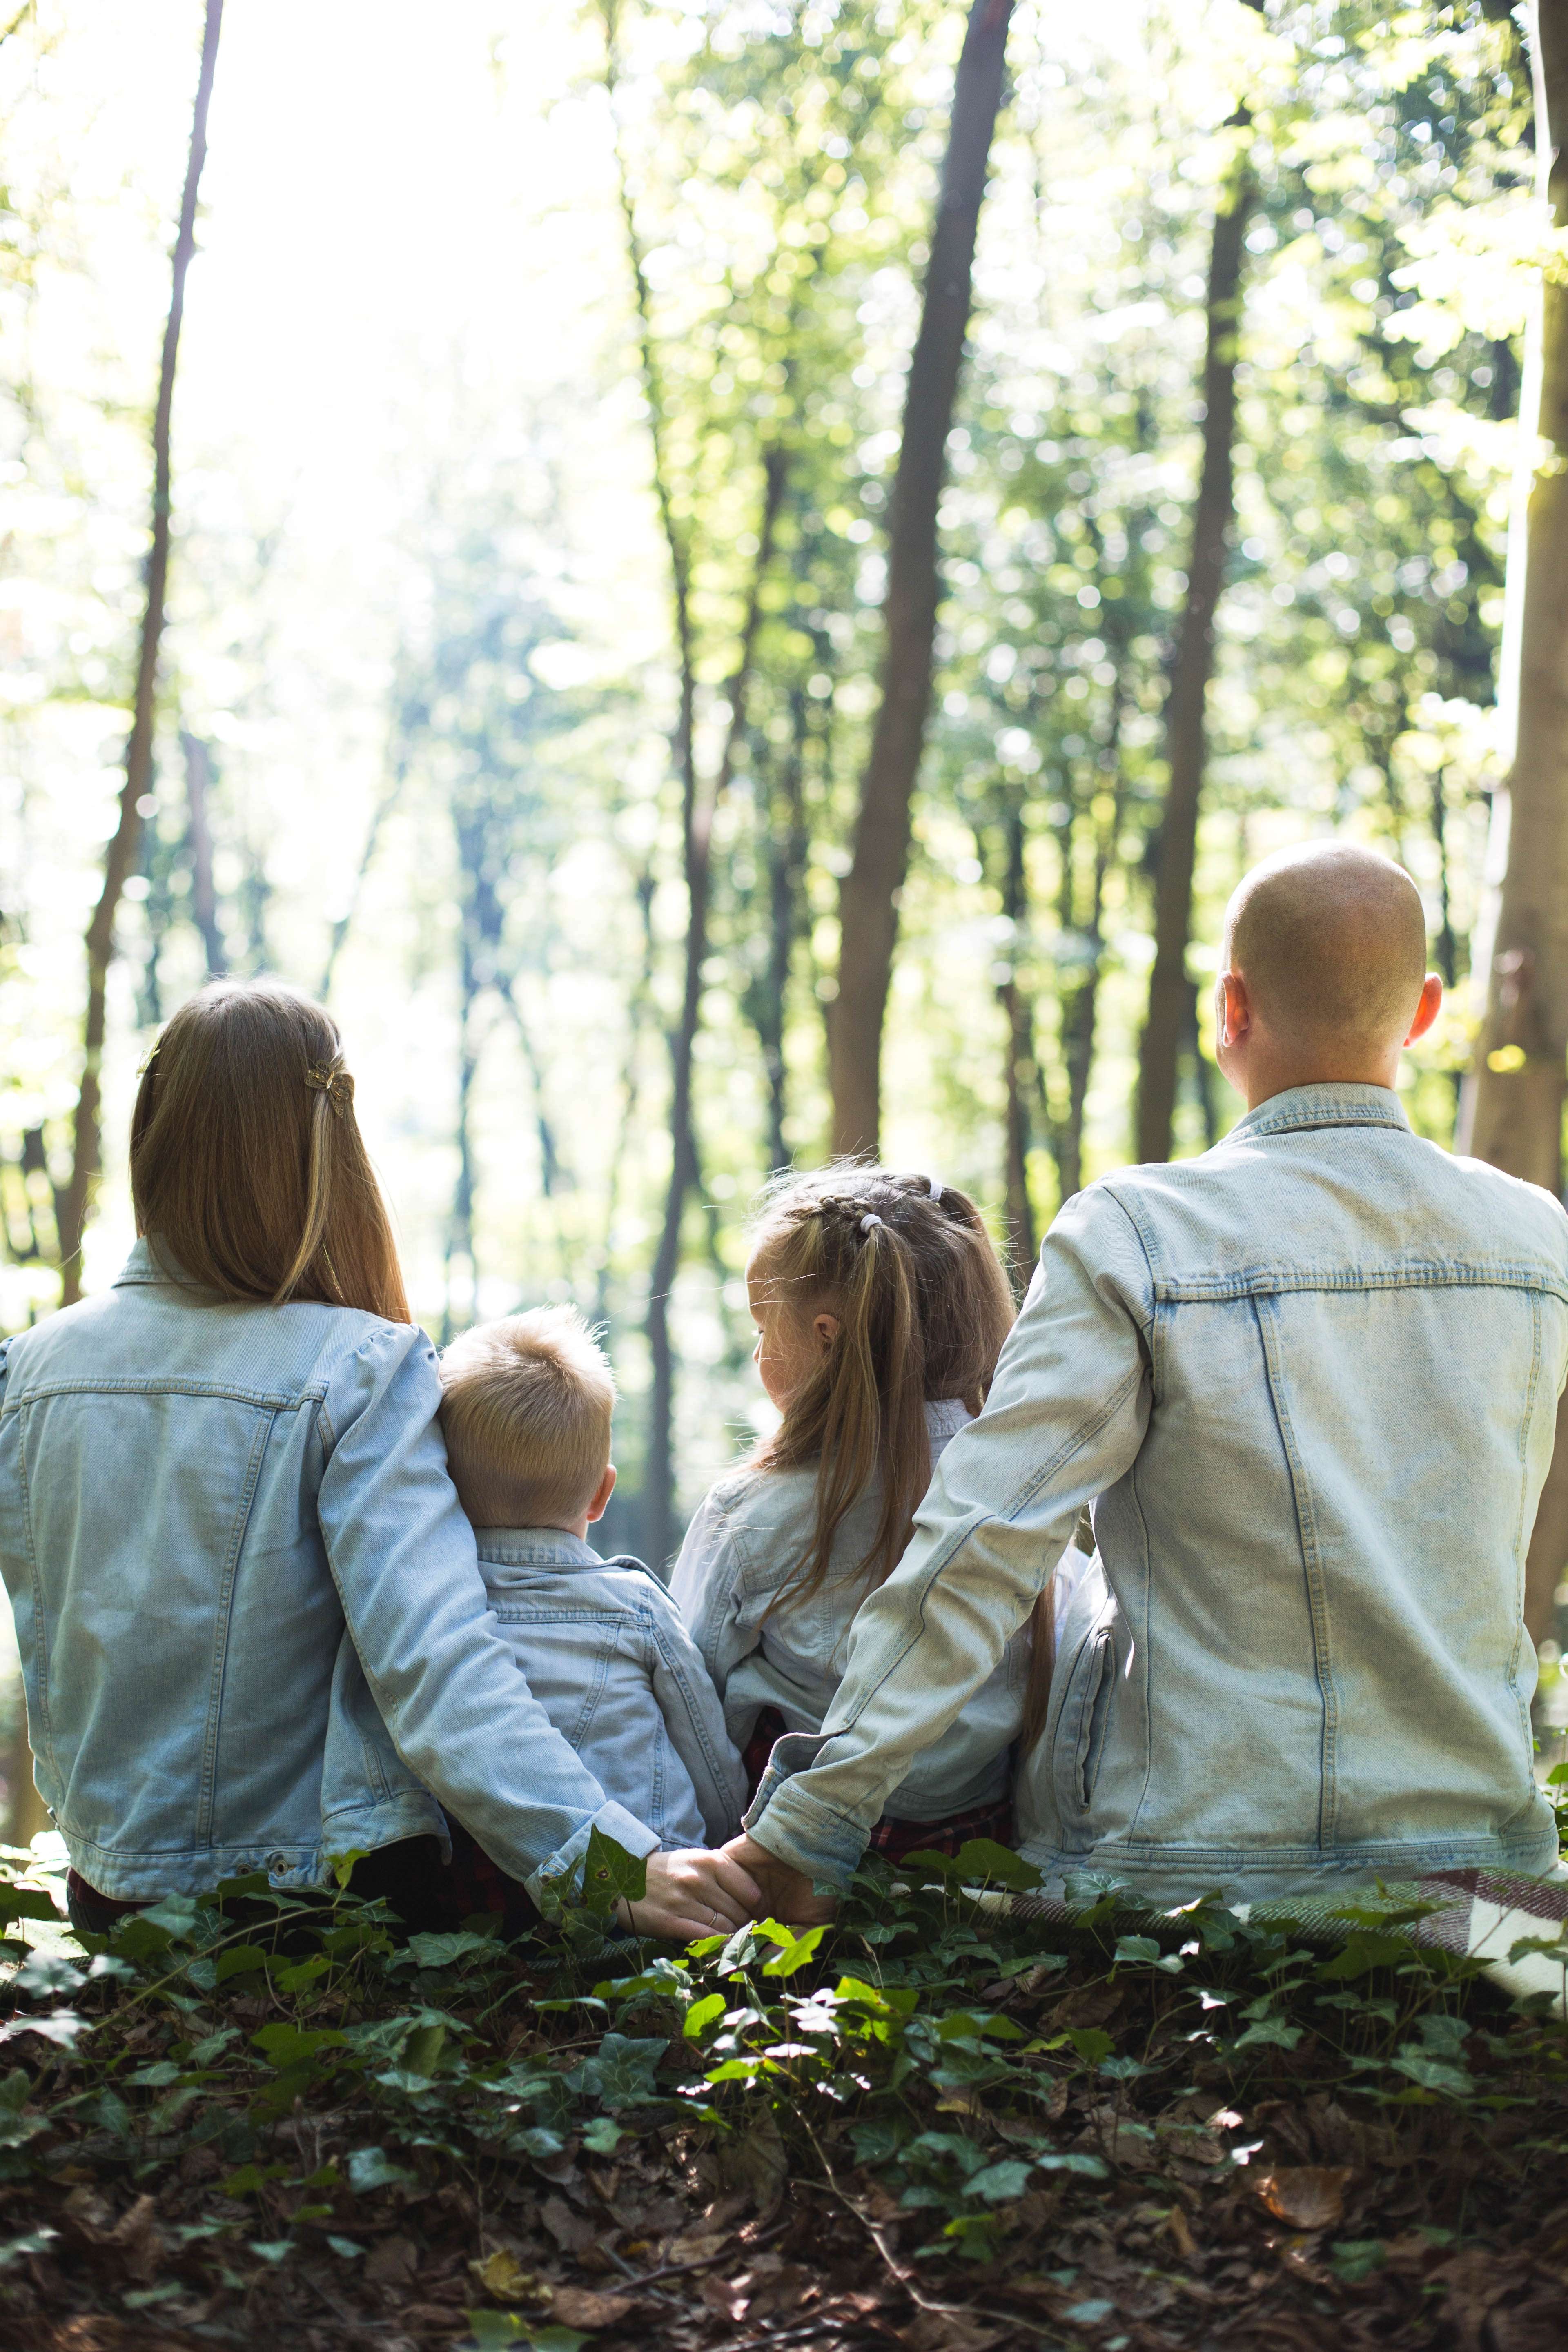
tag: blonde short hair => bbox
[438,1308,615,1530]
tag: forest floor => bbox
[0,1835,1564,2352]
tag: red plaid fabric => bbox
[742,1706,1015,1865]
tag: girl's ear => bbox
[812,1312,841,1354]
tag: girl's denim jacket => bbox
[751,1087,1568,1904]
[0,1242,661,1902]
[474,1528,745,1849]
[671,1401,1031,1820]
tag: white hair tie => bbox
[860,1212,883,1234]
[927,1175,942,1199]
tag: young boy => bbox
[439,1308,745,1853]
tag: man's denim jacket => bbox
[475,1528,744,1849]
[750,1086,1568,1903]
[0,1241,661,1902]
[672,1401,1031,1820]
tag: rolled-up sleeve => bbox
[316,1325,658,1896]
[746,1185,1154,1884]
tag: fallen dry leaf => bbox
[1254,2166,1353,2232]
[468,2248,549,2306]
[540,2194,597,2254]
[550,2286,639,2329]
[898,2309,1004,2352]
[666,2226,730,2267]
[364,2234,420,2288]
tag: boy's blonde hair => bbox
[438,1307,615,1530]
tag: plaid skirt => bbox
[742,1707,1013,1864]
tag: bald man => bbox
[732,841,1568,1916]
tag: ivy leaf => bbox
[0,1885,62,1929]
[346,2146,415,2193]
[757,1920,827,1977]
[403,1931,498,1972]
[213,1944,270,1985]
[250,2023,348,2071]
[1061,2026,1114,2066]
[581,2115,625,2154]
[1390,2048,1474,2097]
[963,2158,1034,2202]
[951,1840,1042,1892]
[0,2227,58,2268]
[580,1829,647,1917]
[684,1993,727,2038]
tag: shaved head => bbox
[1224,842,1428,1054]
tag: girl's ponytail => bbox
[749,1163,1013,1608]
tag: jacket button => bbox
[266,1852,288,1875]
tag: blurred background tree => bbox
[0,0,1561,1812]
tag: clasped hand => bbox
[613,1835,837,1940]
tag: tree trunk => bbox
[760,686,810,1176]
[56,0,222,1302]
[179,730,227,977]
[828,0,1014,1159]
[995,804,1037,1290]
[643,448,788,1569]
[1135,146,1254,1166]
[1459,0,1568,1641]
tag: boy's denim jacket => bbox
[475,1530,745,1850]
[0,1241,661,1902]
[672,1402,1031,1820]
[750,1086,1568,1903]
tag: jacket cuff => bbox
[744,1763,871,1890]
[529,1801,662,1903]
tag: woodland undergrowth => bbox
[0,1822,1566,2352]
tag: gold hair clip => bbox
[304,1063,354,1115]
[136,1042,161,1076]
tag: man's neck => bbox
[1240,1050,1400,1113]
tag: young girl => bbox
[673,1164,1069,1860]
[0,979,756,1944]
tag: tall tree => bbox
[1460,0,1568,1639]
[828,0,1014,1159]
[1135,125,1254,1165]
[56,0,223,1302]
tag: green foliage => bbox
[1,1841,1564,2338]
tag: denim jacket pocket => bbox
[1055,1603,1118,1822]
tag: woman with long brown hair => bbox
[0,980,757,1942]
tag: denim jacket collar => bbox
[1223,1081,1411,1146]
[475,1527,604,1572]
[113,1237,170,1287]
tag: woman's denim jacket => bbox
[750,1086,1568,1904]
[0,1243,661,1901]
[672,1401,1031,1820]
[475,1528,744,1849]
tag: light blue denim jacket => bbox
[750,1086,1568,1902]
[475,1530,744,1850]
[0,1242,661,1901]
[671,1401,1032,1820]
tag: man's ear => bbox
[1217,970,1251,1050]
[1404,972,1443,1046]
[586,1463,617,1524]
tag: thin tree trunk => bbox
[1460,0,1568,1641]
[56,0,222,1303]
[443,958,480,1348]
[828,0,1014,1158]
[995,802,1038,1289]
[180,729,227,977]
[643,449,788,1567]
[1135,144,1253,1165]
[760,686,810,1175]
